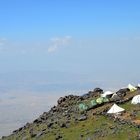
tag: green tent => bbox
[96,97,104,104]
[91,100,97,107]
[103,97,109,103]
[79,103,88,111]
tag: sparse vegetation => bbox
[2,89,140,140]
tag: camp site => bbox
[3,83,140,140]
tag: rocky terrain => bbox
[1,87,140,140]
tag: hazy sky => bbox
[0,0,140,84]
[0,1,140,136]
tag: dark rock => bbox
[30,132,37,138]
[80,134,84,138]
[109,125,115,129]
[55,134,62,140]
[82,88,103,99]
[25,123,30,129]
[59,123,66,128]
[81,93,90,99]
[47,122,54,128]
[42,128,46,132]
[29,128,37,138]
[18,127,23,132]
[116,88,130,97]
[57,97,66,104]
[78,115,87,121]
[94,88,103,93]
[111,93,122,101]
[33,118,42,123]
[13,130,18,134]
[51,106,57,112]
[136,125,140,128]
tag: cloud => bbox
[47,36,72,53]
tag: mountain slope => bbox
[1,88,140,140]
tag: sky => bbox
[0,0,140,86]
[1,0,140,136]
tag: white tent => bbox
[138,84,140,88]
[101,91,114,98]
[131,95,140,104]
[107,104,125,114]
[128,84,137,92]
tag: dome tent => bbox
[103,97,109,103]
[96,97,104,104]
[101,91,114,98]
[137,84,140,89]
[79,103,88,111]
[107,104,125,114]
[131,95,140,104]
[128,84,137,92]
[90,99,97,107]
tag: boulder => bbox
[18,127,23,132]
[55,134,62,140]
[59,123,66,128]
[94,88,103,93]
[80,134,84,138]
[78,115,87,121]
[47,122,54,128]
[13,130,18,134]
[29,129,37,138]
[111,93,121,101]
[33,118,42,123]
[116,88,130,97]
[24,123,30,129]
[57,97,66,104]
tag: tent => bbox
[107,104,125,114]
[138,84,140,88]
[79,103,88,111]
[90,100,97,107]
[131,95,140,104]
[103,97,109,103]
[101,91,114,98]
[128,84,137,92]
[96,97,104,104]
